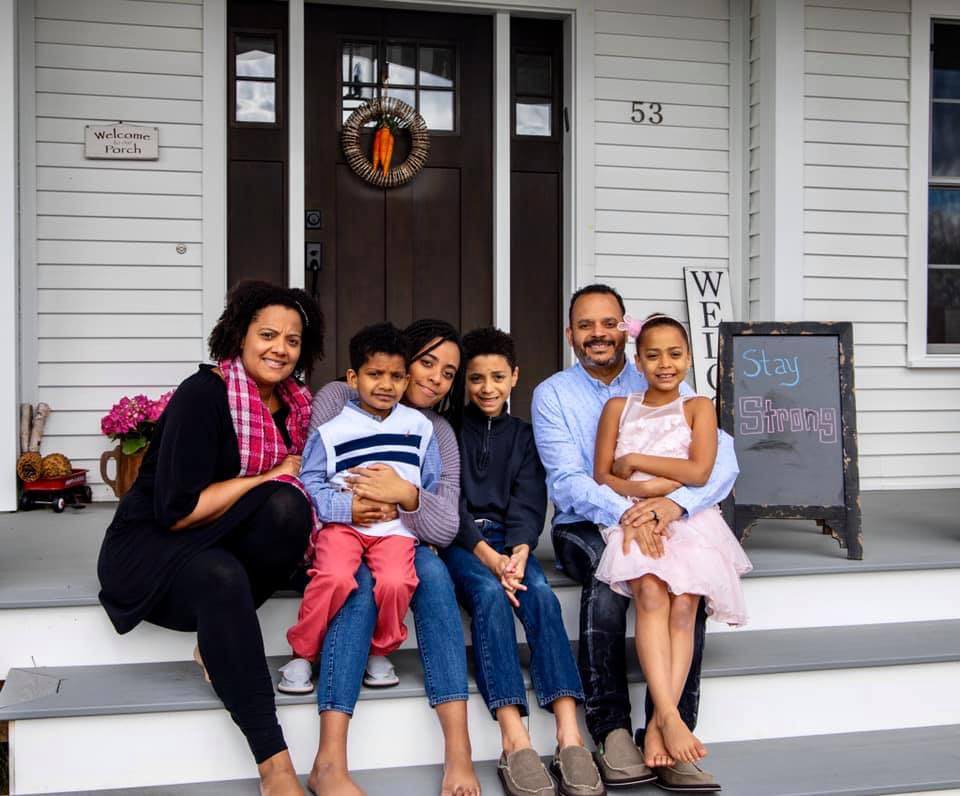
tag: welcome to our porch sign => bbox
[84,124,159,160]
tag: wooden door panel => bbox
[228,161,286,286]
[411,168,461,324]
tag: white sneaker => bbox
[277,657,314,694]
[363,654,399,688]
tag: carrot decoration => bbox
[383,125,395,175]
[372,126,383,171]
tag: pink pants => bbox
[286,524,418,662]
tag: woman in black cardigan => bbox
[98,281,326,796]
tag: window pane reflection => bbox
[516,101,551,136]
[420,90,454,131]
[342,42,377,84]
[236,37,275,78]
[928,268,960,344]
[420,47,454,88]
[387,43,416,85]
[236,80,275,123]
[933,22,960,100]
[929,188,960,265]
[516,53,551,96]
[932,103,960,177]
[384,87,416,109]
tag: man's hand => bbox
[620,518,662,558]
[634,497,684,537]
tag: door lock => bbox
[305,242,323,297]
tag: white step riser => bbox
[4,569,960,674]
[10,661,960,794]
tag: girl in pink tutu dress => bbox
[593,313,751,771]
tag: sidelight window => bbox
[234,34,279,125]
[513,51,553,137]
[928,21,960,351]
[341,41,457,132]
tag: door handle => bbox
[306,242,323,297]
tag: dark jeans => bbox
[442,521,583,719]
[551,520,707,746]
[148,483,312,763]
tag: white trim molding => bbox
[907,0,960,368]
[1,0,18,510]
[754,0,805,322]
[493,12,511,332]
[288,0,305,291]
[202,0,228,346]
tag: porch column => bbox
[754,0,805,321]
[0,0,19,511]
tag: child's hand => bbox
[612,455,637,480]
[346,464,419,511]
[640,477,684,497]
[351,495,398,526]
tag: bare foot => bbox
[306,761,364,796]
[193,644,211,684]
[642,720,674,769]
[659,713,707,764]
[259,752,305,796]
[441,750,481,796]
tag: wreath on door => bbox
[341,97,430,188]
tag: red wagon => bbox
[19,469,93,513]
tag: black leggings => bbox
[147,483,311,763]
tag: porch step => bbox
[4,620,960,792]
[28,725,960,796]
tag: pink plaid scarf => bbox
[219,357,321,556]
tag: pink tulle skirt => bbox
[595,506,753,626]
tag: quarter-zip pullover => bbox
[455,401,547,551]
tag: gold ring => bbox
[651,510,659,522]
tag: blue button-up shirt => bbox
[531,361,739,528]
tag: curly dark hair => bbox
[349,322,408,372]
[208,280,324,379]
[402,318,465,430]
[461,326,517,370]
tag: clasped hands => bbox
[346,463,419,525]
[619,497,683,559]
[477,542,530,608]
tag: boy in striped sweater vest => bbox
[280,323,439,693]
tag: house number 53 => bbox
[631,101,663,124]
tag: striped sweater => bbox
[309,381,460,547]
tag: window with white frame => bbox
[928,21,960,352]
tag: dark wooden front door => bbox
[305,5,493,386]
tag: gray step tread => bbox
[2,619,959,721]
[3,489,960,610]
[30,724,960,796]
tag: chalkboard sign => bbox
[717,322,862,559]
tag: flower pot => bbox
[100,445,146,499]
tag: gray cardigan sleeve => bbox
[399,411,460,547]
[309,383,459,547]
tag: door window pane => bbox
[933,22,960,99]
[237,36,275,78]
[420,90,454,131]
[386,43,416,86]
[929,188,960,265]
[516,53,551,96]
[342,42,377,84]
[928,268,960,345]
[343,86,376,125]
[236,80,276,123]
[384,87,416,109]
[516,101,551,136]
[420,47,455,88]
[931,103,960,177]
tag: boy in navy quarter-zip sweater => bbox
[441,328,604,796]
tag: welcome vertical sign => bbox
[683,268,733,398]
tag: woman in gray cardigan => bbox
[303,319,478,796]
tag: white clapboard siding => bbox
[24,1,205,494]
[593,1,732,325]
[803,0,960,489]
[748,0,762,319]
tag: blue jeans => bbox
[316,544,469,715]
[442,522,583,720]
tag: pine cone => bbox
[17,451,42,482]
[41,453,73,479]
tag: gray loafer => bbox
[498,748,556,796]
[655,761,721,792]
[550,745,605,796]
[594,728,656,788]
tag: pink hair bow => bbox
[617,314,644,339]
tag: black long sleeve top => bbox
[454,401,547,552]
